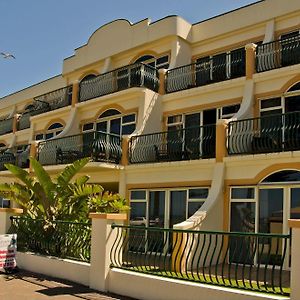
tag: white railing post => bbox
[89,213,126,292]
[0,208,23,235]
[289,219,300,300]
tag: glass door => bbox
[290,187,300,219]
[148,191,166,252]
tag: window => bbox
[134,54,169,69]
[0,197,10,208]
[82,110,136,136]
[195,47,245,84]
[35,122,64,141]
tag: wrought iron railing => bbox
[33,85,72,114]
[18,111,31,130]
[166,49,245,93]
[37,131,122,166]
[0,117,13,135]
[79,63,159,102]
[227,111,300,155]
[256,35,300,72]
[8,216,91,262]
[110,225,290,296]
[129,125,216,164]
[0,145,30,171]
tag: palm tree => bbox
[0,157,128,223]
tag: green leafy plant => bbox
[0,157,129,223]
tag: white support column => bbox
[0,208,23,235]
[289,219,300,300]
[89,213,127,292]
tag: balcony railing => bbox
[0,145,30,171]
[0,117,13,135]
[166,49,245,93]
[79,63,159,102]
[129,125,216,164]
[37,131,122,166]
[111,225,290,296]
[227,111,300,155]
[32,85,72,115]
[256,35,300,72]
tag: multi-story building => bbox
[1,0,300,250]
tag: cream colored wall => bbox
[162,79,244,115]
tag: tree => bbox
[0,157,129,223]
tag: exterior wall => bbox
[17,252,90,286]
[109,269,284,300]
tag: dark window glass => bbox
[167,115,182,124]
[231,188,255,199]
[222,104,240,116]
[189,188,209,199]
[157,56,168,65]
[35,134,44,140]
[45,133,54,140]
[281,31,299,41]
[170,191,186,228]
[48,123,63,130]
[99,109,121,118]
[130,202,147,226]
[285,95,300,113]
[188,201,204,217]
[261,98,281,109]
[260,109,282,117]
[203,109,217,125]
[97,121,107,132]
[82,123,94,131]
[0,198,10,208]
[0,143,6,148]
[131,190,146,200]
[287,82,300,92]
[185,113,200,128]
[122,114,136,123]
[291,188,300,219]
[122,124,135,135]
[134,55,155,63]
[262,170,300,183]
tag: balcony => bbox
[227,111,300,155]
[165,49,245,93]
[0,117,13,135]
[37,131,122,166]
[79,63,159,102]
[30,85,72,117]
[256,34,300,73]
[129,125,216,164]
[0,145,30,171]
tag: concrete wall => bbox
[109,269,285,300]
[17,252,90,287]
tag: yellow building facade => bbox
[1,0,300,244]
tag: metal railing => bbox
[227,111,300,155]
[33,85,72,114]
[166,49,245,93]
[0,145,30,171]
[37,131,122,166]
[79,63,159,102]
[110,225,290,296]
[8,216,91,262]
[0,117,13,135]
[256,35,300,72]
[129,125,216,164]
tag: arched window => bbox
[0,143,6,150]
[134,54,169,69]
[82,109,136,136]
[80,74,97,83]
[261,170,300,183]
[35,122,64,141]
[260,81,300,116]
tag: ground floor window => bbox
[129,187,209,229]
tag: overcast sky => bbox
[0,0,260,98]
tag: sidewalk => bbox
[0,269,139,300]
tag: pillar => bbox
[89,213,126,292]
[245,43,257,80]
[158,69,167,95]
[120,136,130,166]
[216,119,228,163]
[71,80,79,107]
